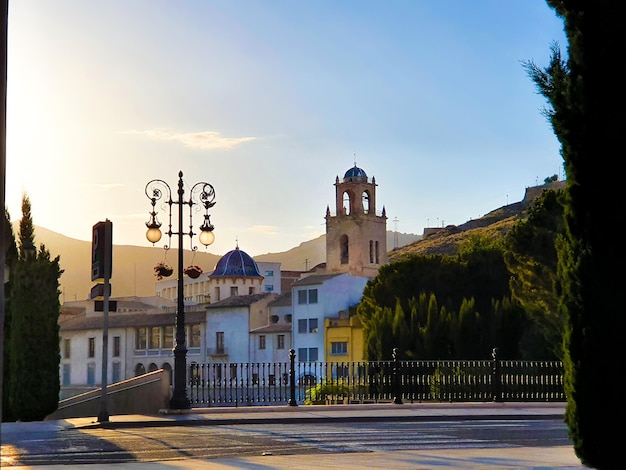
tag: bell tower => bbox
[325,164,387,277]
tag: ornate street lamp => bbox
[145,170,216,409]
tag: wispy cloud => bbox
[125,129,256,150]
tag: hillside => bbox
[22,181,563,301]
[26,227,419,301]
[387,180,565,262]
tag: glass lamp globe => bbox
[146,227,162,244]
[199,229,215,246]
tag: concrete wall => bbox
[46,369,171,420]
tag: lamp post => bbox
[145,170,216,409]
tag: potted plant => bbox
[184,265,203,279]
[154,261,174,280]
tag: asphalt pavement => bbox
[1,401,587,469]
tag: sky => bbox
[5,1,567,258]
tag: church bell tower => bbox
[325,164,387,277]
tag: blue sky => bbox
[6,1,566,258]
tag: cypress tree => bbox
[9,195,62,421]
[525,2,625,466]
[2,209,18,422]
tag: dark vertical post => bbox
[0,0,7,427]
[98,220,113,423]
[491,347,501,402]
[288,348,297,406]
[171,171,190,409]
[393,347,403,404]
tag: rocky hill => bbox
[388,180,565,262]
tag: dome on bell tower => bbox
[210,246,261,277]
[343,165,368,183]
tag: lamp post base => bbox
[169,395,191,410]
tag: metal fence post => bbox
[491,347,501,402]
[393,348,403,404]
[288,348,297,406]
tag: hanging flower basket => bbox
[154,262,174,280]
[184,265,203,279]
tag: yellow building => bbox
[324,307,364,363]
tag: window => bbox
[269,375,276,386]
[252,373,259,385]
[189,324,201,348]
[298,348,307,361]
[264,284,274,292]
[270,314,279,323]
[230,364,238,380]
[331,341,348,355]
[216,331,224,354]
[113,336,120,357]
[63,338,70,359]
[249,286,255,294]
[298,347,319,362]
[259,335,266,350]
[298,318,318,334]
[163,326,174,349]
[362,191,370,214]
[230,286,239,297]
[264,270,274,277]
[277,334,285,350]
[370,240,374,263]
[298,288,318,304]
[135,327,147,349]
[214,287,221,302]
[148,326,160,349]
[135,363,146,376]
[88,337,96,358]
[340,234,349,264]
[285,314,292,323]
[375,240,380,264]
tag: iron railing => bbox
[187,349,565,407]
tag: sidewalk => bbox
[63,401,570,429]
[3,402,586,469]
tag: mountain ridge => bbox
[27,226,420,301]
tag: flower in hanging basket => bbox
[154,261,174,280]
[184,265,203,279]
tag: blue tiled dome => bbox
[210,246,261,277]
[343,165,367,182]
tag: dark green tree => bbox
[454,298,482,359]
[2,208,18,422]
[8,195,62,421]
[525,2,625,466]
[503,189,566,360]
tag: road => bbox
[1,418,573,467]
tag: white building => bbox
[205,292,278,364]
[58,296,207,398]
[250,292,293,363]
[291,273,369,363]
